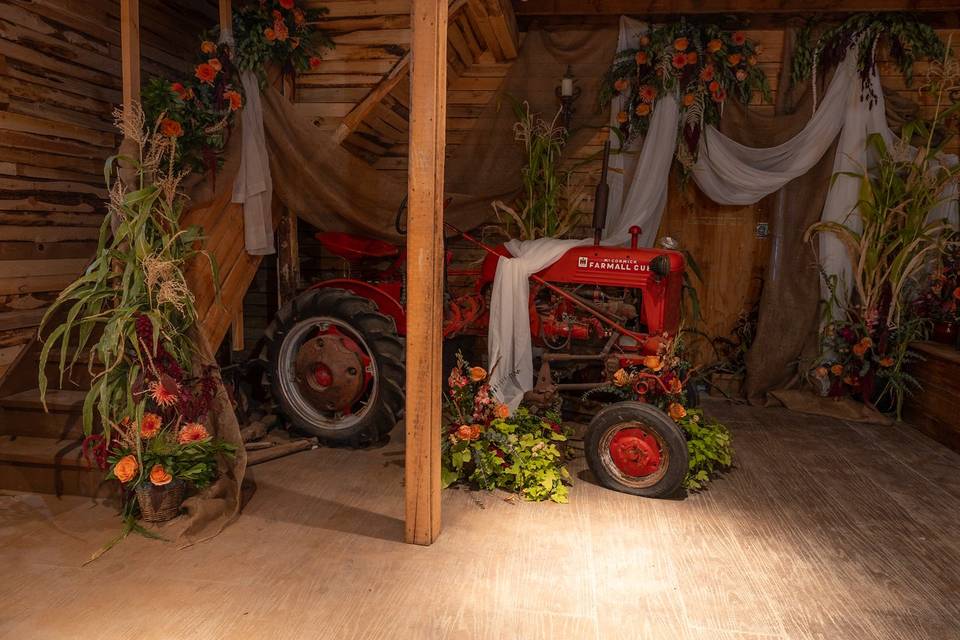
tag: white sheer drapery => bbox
[233,70,276,256]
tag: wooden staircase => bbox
[0,179,281,497]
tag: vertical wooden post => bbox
[120,0,140,113]
[404,0,447,546]
[230,310,244,352]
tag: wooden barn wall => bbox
[0,0,218,378]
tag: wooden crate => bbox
[904,341,960,453]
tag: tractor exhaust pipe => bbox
[592,139,611,246]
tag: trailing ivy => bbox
[791,13,947,107]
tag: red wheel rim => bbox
[608,427,662,477]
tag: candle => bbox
[561,76,573,97]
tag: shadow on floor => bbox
[251,482,405,543]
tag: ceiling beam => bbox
[513,0,960,15]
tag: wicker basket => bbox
[135,480,186,523]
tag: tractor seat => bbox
[316,231,400,261]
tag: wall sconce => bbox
[556,65,581,133]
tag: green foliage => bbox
[491,99,589,240]
[442,407,572,503]
[675,408,733,491]
[106,426,236,490]
[791,13,947,106]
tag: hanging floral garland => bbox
[600,21,771,170]
[790,13,947,108]
[142,0,333,173]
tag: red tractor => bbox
[264,146,692,497]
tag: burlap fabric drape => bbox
[257,24,617,241]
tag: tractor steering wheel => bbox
[395,196,408,235]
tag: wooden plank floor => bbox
[1,400,959,640]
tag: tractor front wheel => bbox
[585,401,688,498]
[265,288,405,446]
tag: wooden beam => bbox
[120,0,140,113]
[405,0,447,546]
[230,309,244,351]
[514,0,960,14]
[333,0,473,145]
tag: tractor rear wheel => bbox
[265,288,405,446]
[585,401,688,498]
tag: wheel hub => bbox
[608,427,662,477]
[294,326,371,414]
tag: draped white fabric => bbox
[233,70,276,256]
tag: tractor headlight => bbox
[649,255,671,278]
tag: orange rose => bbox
[208,57,222,72]
[682,93,695,107]
[830,364,844,376]
[686,51,698,65]
[814,366,828,379]
[852,343,868,357]
[264,27,276,42]
[309,56,322,69]
[727,53,742,66]
[879,357,895,368]
[159,118,182,137]
[616,110,628,124]
[668,377,683,394]
[668,403,687,421]
[634,103,651,117]
[468,366,487,382]
[613,368,631,387]
[140,412,162,438]
[707,39,722,53]
[456,424,481,441]
[200,40,217,55]
[114,455,138,483]
[494,403,510,420]
[674,37,689,51]
[194,62,217,84]
[635,51,649,65]
[643,355,663,371]
[149,464,173,486]
[860,337,873,348]
[732,31,746,46]
[224,89,243,111]
[614,78,629,92]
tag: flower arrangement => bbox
[600,21,770,170]
[913,233,960,329]
[442,357,571,503]
[586,337,733,490]
[142,0,332,173]
[791,13,946,107]
[39,105,235,539]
